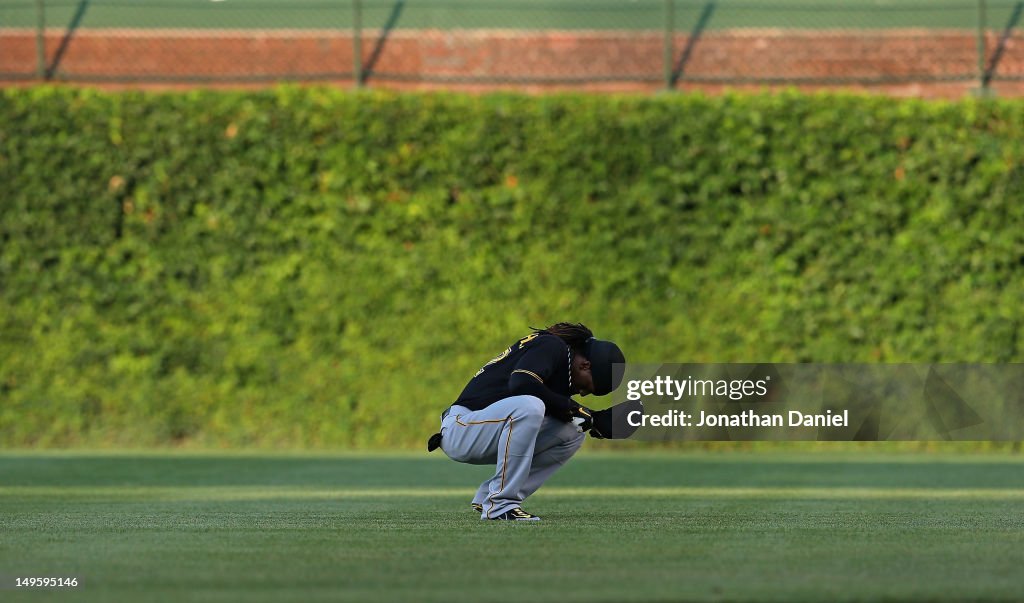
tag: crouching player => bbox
[426,322,625,521]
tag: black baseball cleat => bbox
[471,503,483,513]
[489,507,541,521]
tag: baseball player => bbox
[426,322,625,521]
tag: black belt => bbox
[441,406,452,421]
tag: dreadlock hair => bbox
[531,322,594,354]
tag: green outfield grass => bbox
[0,0,1018,31]
[2,451,1023,602]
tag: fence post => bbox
[353,0,364,88]
[663,0,675,90]
[35,0,46,80]
[976,0,988,93]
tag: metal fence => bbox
[1,0,1023,94]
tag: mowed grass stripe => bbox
[5,485,1024,500]
[2,454,1022,602]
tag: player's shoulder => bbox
[516,332,566,353]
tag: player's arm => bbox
[507,337,577,421]
[509,374,576,421]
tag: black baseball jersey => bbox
[454,333,578,417]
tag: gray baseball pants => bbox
[439,395,585,519]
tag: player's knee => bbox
[513,395,545,420]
